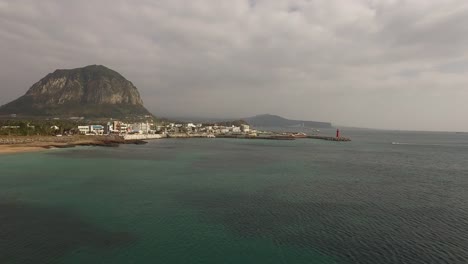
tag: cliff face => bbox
[0,65,151,117]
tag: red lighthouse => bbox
[336,129,340,138]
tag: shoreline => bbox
[0,132,351,155]
[0,135,146,155]
[0,145,48,154]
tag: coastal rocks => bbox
[0,135,130,148]
[0,136,73,145]
[122,139,148,145]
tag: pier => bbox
[216,135,295,140]
[307,135,351,142]
[123,134,163,140]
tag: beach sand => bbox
[0,139,97,155]
[0,144,48,154]
[0,136,130,155]
[0,135,146,155]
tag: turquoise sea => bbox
[1,129,468,264]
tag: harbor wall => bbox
[123,134,163,140]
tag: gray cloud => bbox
[1,0,468,131]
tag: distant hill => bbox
[0,65,151,118]
[244,114,332,128]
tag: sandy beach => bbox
[0,142,71,155]
[0,135,145,155]
[0,145,46,154]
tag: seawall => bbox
[307,135,351,142]
[123,134,163,140]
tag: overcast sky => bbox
[1,0,468,131]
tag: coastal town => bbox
[1,118,350,142]
[2,119,284,139]
[76,121,256,138]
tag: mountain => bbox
[245,114,332,128]
[0,65,151,118]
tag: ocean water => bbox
[1,129,468,264]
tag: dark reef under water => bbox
[0,200,135,264]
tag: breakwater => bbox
[217,135,295,140]
[307,135,351,142]
[123,134,163,140]
[167,133,215,138]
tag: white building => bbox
[78,126,90,134]
[112,121,130,134]
[90,125,104,135]
[78,125,104,135]
[185,123,197,133]
[129,122,151,134]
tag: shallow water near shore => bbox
[1,129,468,264]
